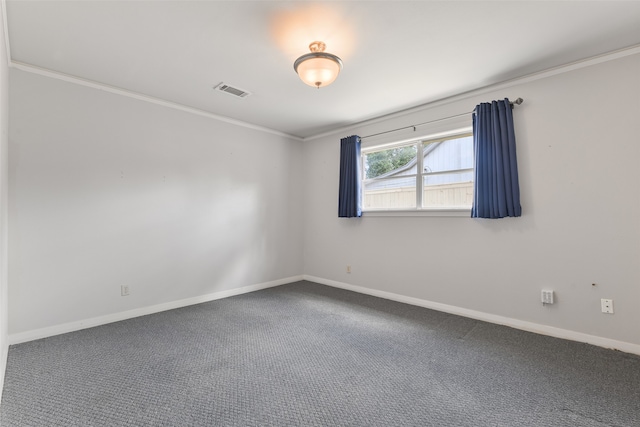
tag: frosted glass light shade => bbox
[293,42,343,88]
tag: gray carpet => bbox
[1,281,639,426]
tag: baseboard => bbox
[8,275,304,345]
[304,275,640,356]
[10,274,639,356]
[0,338,7,401]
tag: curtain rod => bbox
[360,98,524,140]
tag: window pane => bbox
[421,134,473,209]
[364,145,417,179]
[422,135,473,174]
[423,173,473,208]
[360,132,473,212]
[363,176,417,209]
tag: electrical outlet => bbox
[346,265,351,274]
[121,285,130,296]
[541,290,554,304]
[601,298,613,314]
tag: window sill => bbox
[362,209,471,217]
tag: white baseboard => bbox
[8,275,304,345]
[303,275,640,356]
[0,338,7,399]
[9,274,639,357]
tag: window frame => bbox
[361,126,473,216]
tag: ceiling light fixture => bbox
[293,41,343,89]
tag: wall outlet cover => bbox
[601,298,614,314]
[541,290,554,304]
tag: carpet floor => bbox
[1,281,639,426]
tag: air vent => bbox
[213,82,252,98]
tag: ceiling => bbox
[4,1,640,139]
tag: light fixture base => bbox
[308,41,326,53]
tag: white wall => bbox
[303,52,640,351]
[8,70,304,336]
[5,43,639,357]
[0,5,9,397]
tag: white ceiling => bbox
[5,1,640,139]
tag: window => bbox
[362,130,473,212]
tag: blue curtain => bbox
[338,135,362,218]
[471,98,521,218]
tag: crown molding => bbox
[3,0,638,144]
[303,44,640,142]
[1,0,10,66]
[8,60,303,142]
[2,3,301,140]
